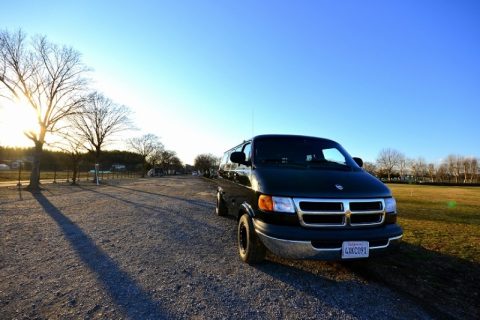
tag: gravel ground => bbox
[0,176,433,319]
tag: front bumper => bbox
[253,219,403,260]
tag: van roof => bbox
[252,134,336,144]
[223,134,338,153]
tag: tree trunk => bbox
[94,147,101,183]
[142,159,147,178]
[71,157,79,185]
[28,141,44,190]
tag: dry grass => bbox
[348,184,480,319]
[391,184,480,263]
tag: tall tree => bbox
[153,150,177,172]
[194,153,219,175]
[54,131,86,185]
[398,153,407,181]
[71,91,132,181]
[0,29,88,189]
[363,161,377,176]
[427,163,436,183]
[470,158,478,183]
[376,148,402,181]
[410,157,426,182]
[127,134,163,177]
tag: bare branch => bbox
[0,29,89,189]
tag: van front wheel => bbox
[238,214,266,264]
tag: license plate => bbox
[341,241,369,259]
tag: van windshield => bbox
[253,137,355,170]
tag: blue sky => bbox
[1,0,479,164]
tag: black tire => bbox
[237,214,266,264]
[215,191,228,216]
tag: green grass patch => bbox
[349,184,480,319]
[390,184,480,262]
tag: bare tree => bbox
[0,29,88,189]
[376,148,402,181]
[71,91,132,181]
[149,146,166,167]
[194,153,219,176]
[127,134,163,177]
[410,157,426,182]
[152,149,179,174]
[462,157,470,184]
[469,158,478,183]
[363,161,377,176]
[398,153,407,181]
[436,163,448,182]
[54,130,87,185]
[446,155,458,183]
[161,153,183,174]
[427,163,436,183]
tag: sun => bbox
[0,98,39,147]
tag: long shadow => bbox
[76,185,166,213]
[75,185,226,238]
[32,192,171,320]
[343,242,480,320]
[104,183,215,210]
[255,242,480,319]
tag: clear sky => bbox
[1,0,479,165]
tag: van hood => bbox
[252,167,391,198]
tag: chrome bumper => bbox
[255,227,402,260]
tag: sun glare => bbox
[0,98,39,147]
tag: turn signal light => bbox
[258,195,274,211]
[258,195,296,213]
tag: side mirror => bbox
[353,157,363,168]
[230,151,246,164]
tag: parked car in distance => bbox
[148,168,164,177]
[0,163,10,171]
[216,134,402,264]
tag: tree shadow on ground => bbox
[104,183,215,210]
[32,192,172,320]
[343,242,480,320]
[76,185,225,235]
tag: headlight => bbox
[385,197,397,213]
[258,195,295,213]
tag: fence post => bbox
[16,162,22,188]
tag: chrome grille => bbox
[293,198,385,228]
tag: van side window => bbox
[243,143,251,162]
[226,151,235,171]
[237,143,251,170]
[220,152,229,170]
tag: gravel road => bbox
[0,176,433,319]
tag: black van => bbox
[216,134,402,264]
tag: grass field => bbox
[391,184,480,263]
[350,184,480,319]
